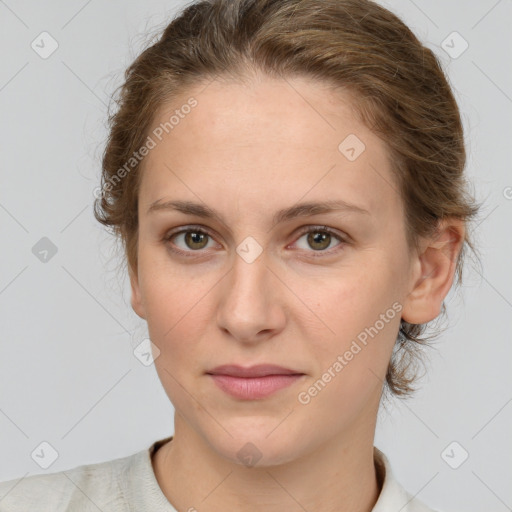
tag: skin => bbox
[128,72,465,512]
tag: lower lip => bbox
[208,374,304,400]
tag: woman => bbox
[0,0,480,510]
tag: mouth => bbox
[207,364,304,378]
[206,364,306,400]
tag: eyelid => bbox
[163,224,220,257]
[288,225,348,257]
[293,225,347,243]
[163,224,349,257]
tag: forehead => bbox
[139,75,400,222]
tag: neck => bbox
[152,414,382,512]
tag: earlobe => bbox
[401,218,465,325]
[129,265,147,320]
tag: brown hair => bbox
[94,0,481,399]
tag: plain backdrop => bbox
[0,1,511,511]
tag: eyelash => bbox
[162,224,348,259]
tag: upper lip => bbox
[206,364,304,378]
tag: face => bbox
[129,74,430,466]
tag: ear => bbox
[401,217,465,324]
[128,263,146,320]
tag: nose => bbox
[216,248,286,345]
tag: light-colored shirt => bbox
[0,437,440,511]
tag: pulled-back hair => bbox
[94,0,481,399]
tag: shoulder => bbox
[0,450,141,512]
[373,447,442,512]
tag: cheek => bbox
[143,281,208,349]
[312,262,399,334]
[304,258,402,382]
[137,245,211,333]
[297,283,399,429]
[142,269,212,409]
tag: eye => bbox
[163,225,348,258]
[291,226,347,256]
[164,226,218,257]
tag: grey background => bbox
[0,0,511,510]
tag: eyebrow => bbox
[147,198,370,228]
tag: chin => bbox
[202,418,309,468]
